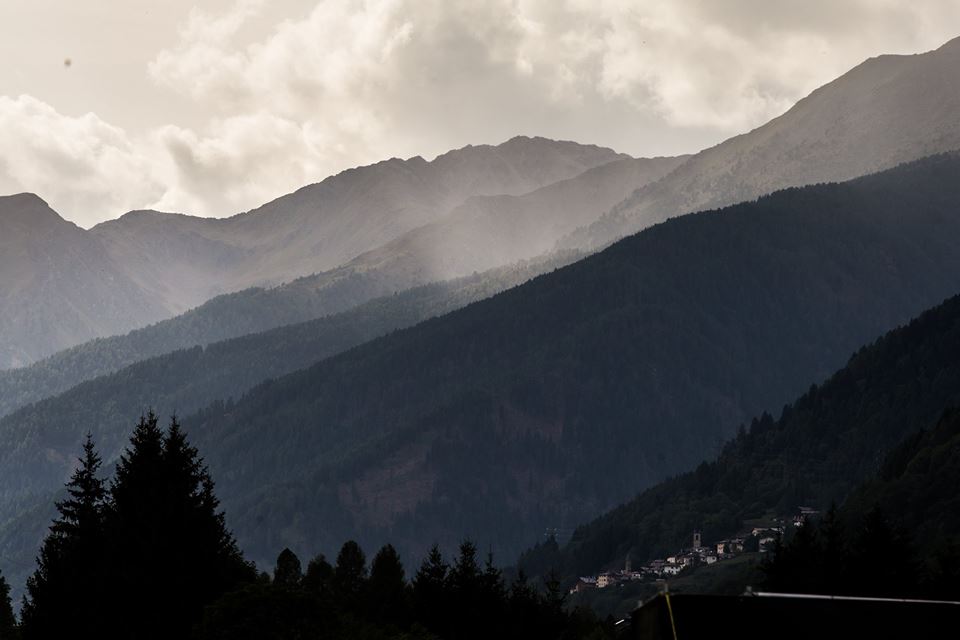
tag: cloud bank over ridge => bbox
[2,0,958,225]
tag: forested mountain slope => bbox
[290,155,688,314]
[0,155,682,416]
[163,154,960,566]
[0,194,169,369]
[5,153,960,583]
[0,253,580,592]
[524,291,960,579]
[91,136,628,313]
[0,137,628,370]
[0,252,578,479]
[756,406,960,602]
[567,36,960,250]
[844,406,960,550]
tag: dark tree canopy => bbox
[0,571,16,640]
[197,538,612,640]
[106,412,254,638]
[303,554,334,594]
[333,540,368,610]
[412,543,449,631]
[367,544,407,626]
[21,433,106,639]
[273,548,303,587]
[527,290,960,581]
[20,413,255,640]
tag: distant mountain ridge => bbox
[91,136,629,314]
[0,194,168,368]
[527,288,960,584]
[565,36,960,250]
[0,250,581,420]
[0,137,631,369]
[0,153,683,407]
[176,153,960,569]
[7,37,960,371]
[311,155,688,300]
[5,153,959,585]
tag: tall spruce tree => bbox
[303,554,334,594]
[413,544,449,633]
[448,541,483,639]
[0,570,17,639]
[21,433,106,639]
[333,540,368,611]
[274,548,303,587]
[366,544,407,627]
[105,412,253,639]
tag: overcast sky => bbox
[1,0,958,227]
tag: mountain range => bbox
[90,136,630,311]
[0,194,168,369]
[3,35,960,611]
[564,35,960,250]
[8,39,960,372]
[4,153,960,589]
[0,137,636,369]
[525,283,960,606]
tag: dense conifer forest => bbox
[1,415,612,639]
[5,17,960,640]
[174,153,960,564]
[5,154,960,586]
[0,251,578,419]
[522,290,960,591]
[764,408,960,599]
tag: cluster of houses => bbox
[570,514,817,595]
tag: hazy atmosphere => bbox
[4,2,960,638]
[2,0,958,225]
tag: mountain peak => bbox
[0,193,65,227]
[934,34,960,54]
[0,192,49,208]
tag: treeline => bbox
[7,154,960,588]
[201,540,612,640]
[0,255,576,594]
[165,151,960,568]
[763,506,960,600]
[764,408,960,599]
[0,251,574,419]
[1,414,611,640]
[12,413,254,639]
[519,288,960,581]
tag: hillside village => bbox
[570,508,819,594]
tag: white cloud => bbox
[0,96,164,225]
[2,0,959,225]
[151,113,334,216]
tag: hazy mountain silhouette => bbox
[0,137,629,369]
[91,137,628,314]
[302,155,688,303]
[531,290,960,583]
[0,194,168,368]
[566,36,960,250]
[0,251,579,423]
[0,154,682,408]
[4,154,960,584]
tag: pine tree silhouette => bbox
[273,548,302,587]
[21,433,106,639]
[303,554,334,594]
[413,543,449,632]
[0,570,17,639]
[333,540,367,612]
[106,412,253,639]
[366,544,407,626]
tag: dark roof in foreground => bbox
[628,591,960,640]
